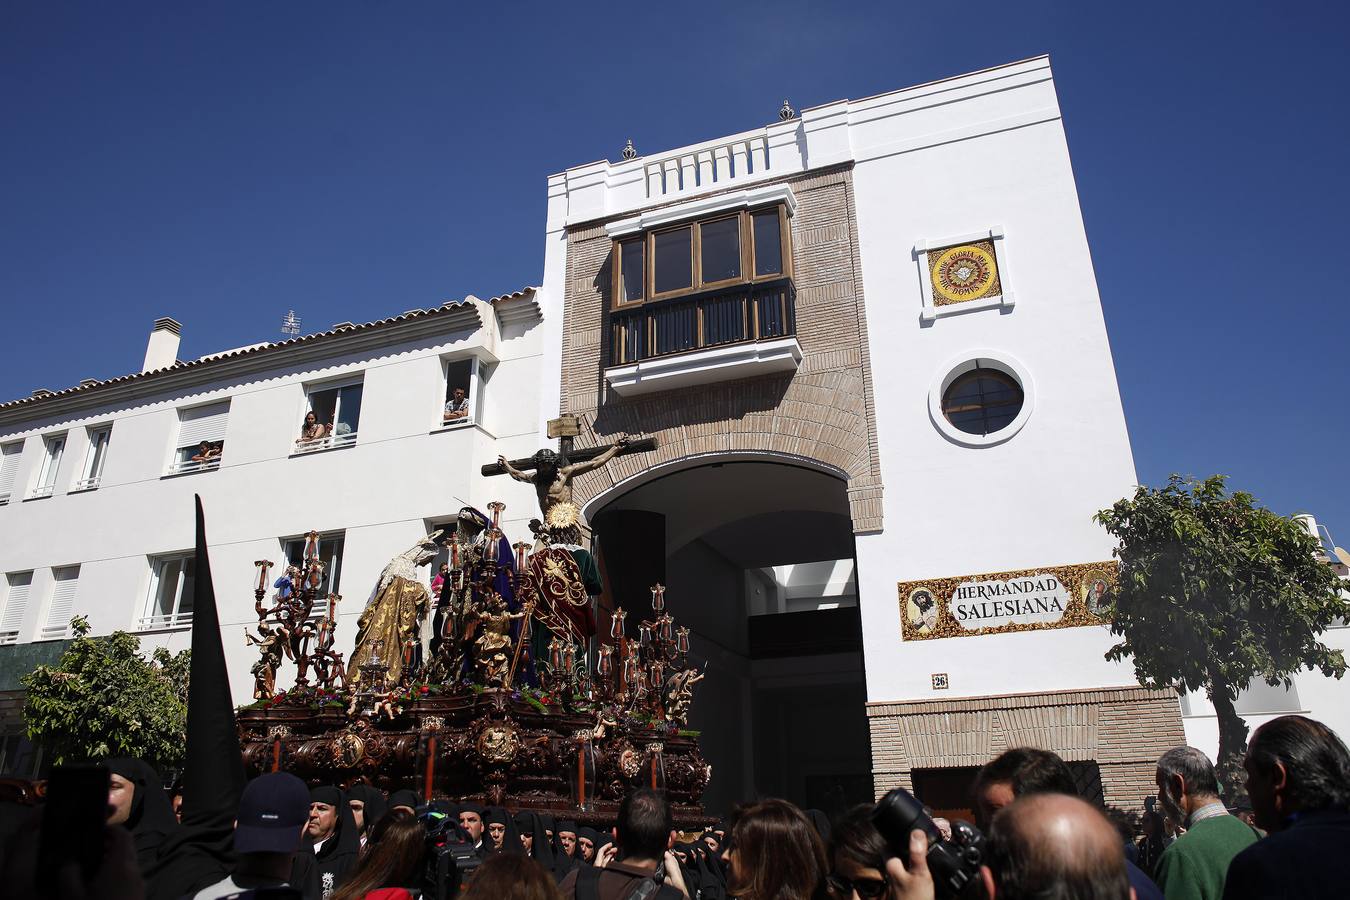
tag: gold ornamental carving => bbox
[333,731,366,767]
[420,715,446,732]
[899,560,1118,642]
[266,725,293,741]
[476,723,522,764]
[616,744,641,778]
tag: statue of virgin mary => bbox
[345,530,443,687]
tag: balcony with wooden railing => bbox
[605,279,800,397]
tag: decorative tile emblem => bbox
[900,561,1117,641]
[928,240,1001,306]
[931,673,949,690]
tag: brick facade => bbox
[559,165,885,532]
[866,685,1186,813]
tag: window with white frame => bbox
[76,425,111,491]
[171,401,229,473]
[281,532,344,617]
[29,434,66,499]
[142,553,195,630]
[1235,679,1303,715]
[1,572,33,645]
[295,380,363,452]
[39,566,80,641]
[442,359,481,427]
[0,442,21,506]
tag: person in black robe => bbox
[514,811,553,867]
[592,830,613,864]
[386,789,418,816]
[307,785,360,898]
[344,784,387,852]
[453,801,490,859]
[484,806,525,854]
[141,499,247,900]
[105,757,181,879]
[552,819,580,880]
[576,826,599,865]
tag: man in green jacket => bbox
[1154,746,1259,900]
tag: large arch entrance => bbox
[589,459,872,816]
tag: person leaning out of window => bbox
[297,410,332,445]
[443,386,469,423]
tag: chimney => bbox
[142,317,182,372]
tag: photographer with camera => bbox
[558,789,684,900]
[866,786,1134,900]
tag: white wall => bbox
[541,57,1145,711]
[0,306,548,704]
[846,60,1139,705]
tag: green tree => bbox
[22,616,191,769]
[1095,475,1347,802]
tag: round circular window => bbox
[942,368,1024,436]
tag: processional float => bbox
[235,429,712,826]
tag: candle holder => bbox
[487,500,505,531]
[650,583,666,613]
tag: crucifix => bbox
[480,415,656,525]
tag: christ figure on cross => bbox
[497,434,630,527]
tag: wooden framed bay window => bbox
[611,203,791,309]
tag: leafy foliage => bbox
[22,616,191,769]
[1095,475,1346,800]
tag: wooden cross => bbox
[479,415,656,477]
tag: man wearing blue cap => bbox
[191,771,316,899]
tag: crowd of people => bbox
[0,712,1347,899]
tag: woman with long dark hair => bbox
[463,853,564,900]
[331,809,426,900]
[723,799,827,900]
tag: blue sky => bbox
[3,2,1348,538]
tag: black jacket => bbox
[1221,810,1350,900]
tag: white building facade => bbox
[0,56,1345,813]
[0,293,548,772]
[536,56,1350,813]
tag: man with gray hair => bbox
[1153,746,1258,900]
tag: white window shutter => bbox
[2,574,32,634]
[0,444,21,499]
[177,402,230,447]
[179,402,232,447]
[45,567,80,632]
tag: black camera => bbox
[418,805,482,899]
[872,788,985,899]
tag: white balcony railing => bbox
[0,491,11,506]
[293,431,358,454]
[37,624,71,641]
[0,631,18,646]
[138,611,193,631]
[640,132,776,201]
[27,485,54,500]
[167,457,222,476]
[73,477,101,492]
